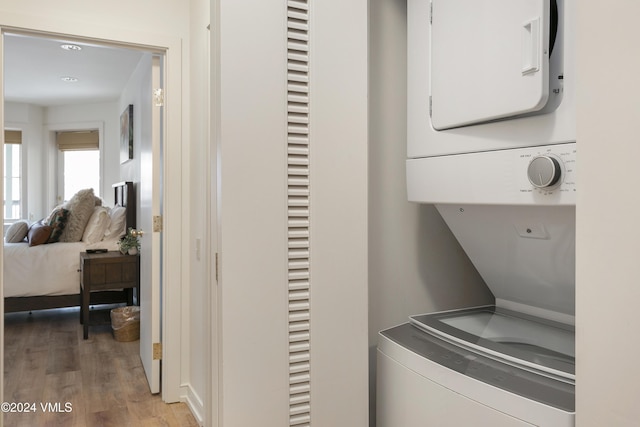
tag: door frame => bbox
[208,0,221,425]
[0,24,185,403]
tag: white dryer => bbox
[378,0,576,425]
[407,0,574,158]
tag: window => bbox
[4,130,22,220]
[56,130,100,201]
[63,150,100,200]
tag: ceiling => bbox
[4,33,145,107]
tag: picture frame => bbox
[120,104,134,163]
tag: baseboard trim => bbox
[183,384,205,426]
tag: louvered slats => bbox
[287,0,311,425]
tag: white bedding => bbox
[4,240,120,298]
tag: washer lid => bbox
[410,306,575,382]
[379,321,575,413]
[430,0,552,129]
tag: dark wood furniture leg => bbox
[82,279,90,339]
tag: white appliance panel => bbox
[435,204,575,320]
[407,143,576,205]
[408,0,574,158]
[431,0,550,130]
[377,352,533,427]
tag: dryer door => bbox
[430,0,551,130]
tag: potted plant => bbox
[118,228,141,255]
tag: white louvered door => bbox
[287,1,312,425]
[217,0,368,424]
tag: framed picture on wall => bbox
[120,104,134,164]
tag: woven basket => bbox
[111,306,141,342]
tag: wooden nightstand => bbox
[79,251,140,339]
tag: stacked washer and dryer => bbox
[377,0,576,426]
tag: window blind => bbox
[56,130,99,151]
[4,130,22,144]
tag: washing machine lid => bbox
[379,322,575,413]
[410,305,574,382]
[430,0,552,130]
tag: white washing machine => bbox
[378,0,576,425]
[377,311,574,426]
[377,199,576,426]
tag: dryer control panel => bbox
[406,143,576,205]
[519,145,576,201]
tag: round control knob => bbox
[527,155,562,188]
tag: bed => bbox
[4,182,136,313]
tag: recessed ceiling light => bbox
[60,44,82,51]
[61,76,79,83]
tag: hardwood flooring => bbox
[3,307,198,427]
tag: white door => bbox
[139,54,163,393]
[430,0,551,130]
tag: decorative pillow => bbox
[45,204,62,223]
[5,220,28,243]
[27,222,53,247]
[60,188,96,242]
[104,206,127,240]
[47,207,70,243]
[82,206,111,244]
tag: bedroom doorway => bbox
[0,29,170,403]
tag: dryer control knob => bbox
[527,155,562,188]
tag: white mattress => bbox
[3,240,120,298]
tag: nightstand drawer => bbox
[86,261,138,287]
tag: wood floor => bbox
[3,307,199,427]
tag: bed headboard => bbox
[113,181,136,230]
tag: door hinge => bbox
[153,215,163,232]
[153,88,164,107]
[215,252,219,282]
[153,342,162,360]
[430,1,433,24]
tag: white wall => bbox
[0,1,189,36]
[186,0,209,423]
[310,0,369,425]
[576,2,640,425]
[368,0,494,423]
[118,54,151,210]
[5,102,45,220]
